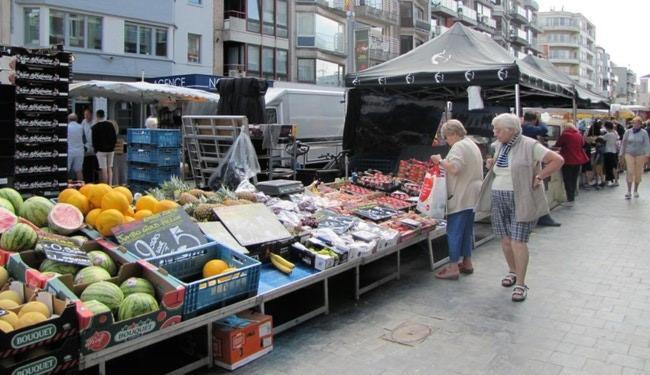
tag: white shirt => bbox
[492,142,549,191]
[602,131,619,154]
[67,121,85,156]
[80,119,94,154]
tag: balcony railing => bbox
[457,5,477,22]
[415,19,431,32]
[355,1,398,23]
[297,0,345,10]
[297,32,346,54]
[431,0,457,13]
[368,36,399,61]
[524,0,539,11]
[509,6,528,23]
[477,14,497,29]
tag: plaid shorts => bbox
[491,190,536,243]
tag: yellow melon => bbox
[113,186,134,204]
[0,290,21,304]
[67,193,90,215]
[133,209,153,220]
[0,299,19,310]
[153,200,179,214]
[0,310,18,328]
[95,209,125,237]
[88,184,112,208]
[135,195,158,212]
[79,183,95,198]
[19,301,50,318]
[85,208,103,228]
[0,320,13,333]
[58,188,80,204]
[202,259,229,278]
[15,312,47,329]
[101,191,130,214]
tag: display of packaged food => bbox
[373,196,415,210]
[354,206,402,222]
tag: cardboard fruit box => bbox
[6,239,134,289]
[212,310,273,371]
[0,335,79,375]
[46,260,185,355]
[0,281,78,359]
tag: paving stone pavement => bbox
[202,179,650,375]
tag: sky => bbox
[538,0,649,82]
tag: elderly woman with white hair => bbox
[477,113,564,302]
[430,120,484,280]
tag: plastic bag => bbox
[416,166,447,219]
[209,128,261,190]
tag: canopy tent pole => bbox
[572,85,578,123]
[515,84,521,117]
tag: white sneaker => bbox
[625,193,632,199]
[634,192,640,198]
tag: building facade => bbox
[612,65,637,105]
[430,0,542,58]
[537,10,597,90]
[9,0,213,80]
[638,74,650,107]
[595,46,612,99]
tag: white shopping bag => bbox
[416,166,447,219]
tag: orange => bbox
[124,216,135,223]
[153,200,179,214]
[79,184,95,198]
[88,184,112,208]
[135,196,158,212]
[101,191,130,214]
[85,208,102,228]
[58,188,79,204]
[202,259,229,278]
[133,209,152,220]
[95,209,125,237]
[113,186,133,204]
[67,193,90,215]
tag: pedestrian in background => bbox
[620,117,650,199]
[91,110,117,184]
[112,122,127,186]
[602,122,620,186]
[81,108,98,182]
[477,113,564,302]
[555,123,589,206]
[66,113,84,181]
[430,120,483,280]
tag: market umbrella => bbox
[69,80,220,126]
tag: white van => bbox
[264,82,346,166]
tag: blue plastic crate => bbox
[128,165,180,184]
[146,241,260,317]
[128,146,181,167]
[127,180,156,193]
[127,129,181,148]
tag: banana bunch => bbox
[270,253,295,275]
[316,248,339,262]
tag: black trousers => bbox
[604,153,618,181]
[562,164,581,202]
[82,155,99,183]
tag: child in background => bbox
[592,137,606,189]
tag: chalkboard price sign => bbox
[112,207,207,259]
[38,234,91,266]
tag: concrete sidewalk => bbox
[206,180,650,375]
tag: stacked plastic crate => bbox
[127,128,181,192]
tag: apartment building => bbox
[612,65,637,105]
[595,45,613,99]
[638,74,650,107]
[0,1,9,45]
[537,10,597,90]
[430,0,542,58]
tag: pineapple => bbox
[189,188,206,198]
[159,176,191,199]
[178,192,199,205]
[145,187,166,201]
[193,203,221,221]
[235,191,257,202]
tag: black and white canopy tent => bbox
[342,23,578,159]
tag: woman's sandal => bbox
[512,285,528,302]
[501,272,517,287]
[435,267,459,280]
[458,263,474,275]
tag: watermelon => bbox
[0,223,37,251]
[39,259,80,275]
[83,300,112,316]
[87,251,117,276]
[120,277,155,297]
[0,198,15,214]
[0,188,24,213]
[0,207,17,234]
[74,266,111,285]
[80,281,124,312]
[48,203,84,235]
[117,292,159,321]
[19,196,54,227]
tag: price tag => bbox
[38,234,91,266]
[112,207,207,259]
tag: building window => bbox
[125,23,167,57]
[276,0,288,38]
[247,0,261,33]
[247,45,260,76]
[49,10,65,46]
[262,47,274,78]
[296,13,345,54]
[400,35,413,54]
[187,34,201,63]
[49,11,102,50]
[298,58,343,86]
[24,8,40,46]
[263,0,274,35]
[276,49,288,79]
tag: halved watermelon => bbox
[48,203,84,235]
[0,207,18,234]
